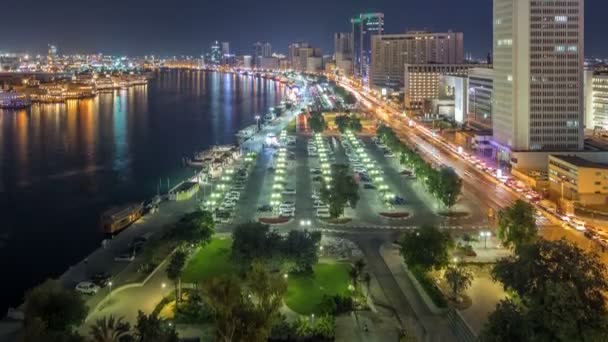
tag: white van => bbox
[316,208,330,218]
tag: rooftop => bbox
[550,155,608,169]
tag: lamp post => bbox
[255,115,261,130]
[108,281,113,300]
[479,231,491,249]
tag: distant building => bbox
[584,70,608,131]
[242,55,253,69]
[307,56,323,73]
[221,42,230,64]
[291,46,322,72]
[404,64,474,110]
[288,42,309,69]
[253,42,272,68]
[370,31,464,90]
[351,13,384,80]
[548,155,608,206]
[209,41,222,65]
[492,0,584,153]
[259,57,279,70]
[467,68,494,130]
[334,32,353,76]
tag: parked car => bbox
[316,208,331,218]
[363,184,376,190]
[75,281,101,295]
[282,188,296,195]
[90,272,111,288]
[258,204,273,212]
[280,208,295,217]
[114,253,135,262]
[313,200,327,209]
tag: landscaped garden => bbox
[181,237,234,283]
[284,262,350,314]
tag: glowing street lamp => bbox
[479,231,491,249]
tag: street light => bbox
[108,281,113,300]
[480,231,491,249]
[161,283,167,289]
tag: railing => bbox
[446,309,477,342]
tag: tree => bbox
[19,317,85,342]
[399,225,453,271]
[231,222,279,264]
[320,164,359,218]
[335,115,362,133]
[245,261,288,340]
[202,277,244,342]
[362,273,372,300]
[486,239,608,340]
[89,315,132,342]
[173,210,214,246]
[497,200,537,250]
[348,266,360,289]
[133,311,178,342]
[23,279,88,334]
[313,315,335,339]
[308,112,326,133]
[479,299,528,342]
[283,230,322,273]
[443,264,473,300]
[434,167,462,209]
[165,250,187,305]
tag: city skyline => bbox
[1,0,607,57]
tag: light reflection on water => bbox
[0,69,286,310]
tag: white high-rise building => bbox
[492,0,585,152]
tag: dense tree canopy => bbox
[399,225,454,271]
[482,239,608,341]
[23,280,88,334]
[320,164,360,218]
[335,115,362,133]
[308,111,327,133]
[172,209,214,246]
[497,200,537,250]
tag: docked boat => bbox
[0,91,31,109]
[101,202,144,234]
[236,124,258,143]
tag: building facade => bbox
[404,64,473,110]
[351,13,384,80]
[548,155,608,205]
[585,71,608,130]
[370,31,465,90]
[492,0,585,152]
[253,42,272,68]
[468,67,494,130]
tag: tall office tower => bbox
[351,13,384,80]
[221,42,230,56]
[493,0,584,151]
[253,42,272,67]
[334,33,353,58]
[289,42,308,69]
[210,41,222,65]
[47,44,57,66]
[370,31,464,90]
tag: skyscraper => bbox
[492,0,584,152]
[334,33,352,58]
[209,41,222,65]
[253,42,272,68]
[351,13,384,80]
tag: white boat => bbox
[236,125,258,143]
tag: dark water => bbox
[0,70,286,311]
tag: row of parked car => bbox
[309,135,332,218]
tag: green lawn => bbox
[286,117,297,134]
[284,262,350,315]
[182,238,234,283]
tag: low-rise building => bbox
[548,155,608,206]
[404,64,473,111]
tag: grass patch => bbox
[410,267,448,308]
[182,238,234,283]
[286,117,297,134]
[285,262,350,315]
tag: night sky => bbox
[1,0,606,57]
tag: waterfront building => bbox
[210,41,222,65]
[351,12,384,80]
[288,42,309,69]
[306,56,323,73]
[259,57,280,70]
[253,42,272,68]
[221,42,231,64]
[404,64,474,111]
[492,0,585,152]
[242,55,253,69]
[370,31,464,90]
[291,45,322,72]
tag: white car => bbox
[75,281,100,295]
[114,253,135,262]
[316,208,331,218]
[280,208,295,217]
[282,188,296,195]
[313,201,328,209]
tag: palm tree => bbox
[89,315,131,342]
[348,266,360,290]
[166,250,187,305]
[362,273,372,301]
